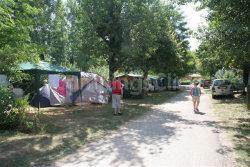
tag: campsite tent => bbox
[116,74,144,96]
[73,72,109,104]
[25,75,79,108]
[166,74,180,90]
[158,76,167,90]
[19,61,81,108]
[148,76,160,91]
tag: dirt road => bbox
[54,91,235,167]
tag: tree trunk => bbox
[142,70,149,97]
[108,53,116,81]
[143,70,148,80]
[109,67,115,82]
[243,67,248,95]
[248,84,250,110]
[246,68,250,110]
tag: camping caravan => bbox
[116,74,145,97]
[158,77,167,90]
[115,74,142,97]
[166,75,180,91]
[148,76,160,91]
[145,78,155,92]
[115,74,160,96]
[73,72,109,104]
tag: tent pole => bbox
[78,73,83,105]
[35,71,41,110]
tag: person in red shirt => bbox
[111,78,123,115]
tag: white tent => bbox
[74,72,109,104]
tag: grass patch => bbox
[0,90,179,167]
[210,93,250,167]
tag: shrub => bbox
[180,80,191,85]
[215,69,241,83]
[215,69,243,89]
[0,86,19,130]
[0,85,42,133]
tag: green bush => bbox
[0,86,41,133]
[215,69,243,90]
[180,80,191,85]
[0,86,19,129]
[215,69,241,83]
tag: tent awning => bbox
[148,75,158,80]
[116,74,143,78]
[19,61,79,75]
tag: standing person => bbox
[111,78,123,115]
[190,81,201,113]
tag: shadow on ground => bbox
[211,93,250,166]
[0,91,181,166]
[212,93,247,105]
[1,90,241,167]
[50,91,228,167]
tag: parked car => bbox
[211,79,233,98]
[200,79,212,88]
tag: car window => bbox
[223,80,231,85]
[213,80,231,86]
[213,80,223,86]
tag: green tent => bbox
[19,61,79,75]
[19,61,81,109]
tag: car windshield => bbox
[213,80,230,86]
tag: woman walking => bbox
[190,82,202,113]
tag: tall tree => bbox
[0,0,40,74]
[68,0,192,80]
[121,0,161,79]
[66,0,109,71]
[50,0,67,65]
[31,0,56,60]
[79,0,124,80]
[128,3,192,78]
[32,0,68,65]
[197,0,250,83]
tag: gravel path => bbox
[54,91,235,167]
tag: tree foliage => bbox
[0,0,193,81]
[0,0,40,74]
[196,0,250,77]
[67,0,110,71]
[75,0,192,80]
